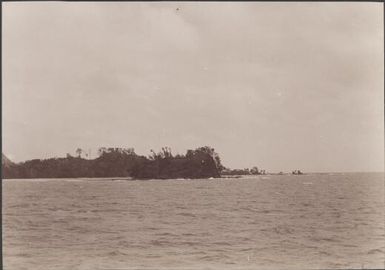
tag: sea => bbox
[2,173,384,270]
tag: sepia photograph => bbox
[2,1,384,269]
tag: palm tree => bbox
[76,148,82,158]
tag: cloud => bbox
[3,2,383,172]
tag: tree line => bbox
[2,146,225,179]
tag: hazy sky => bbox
[3,2,384,172]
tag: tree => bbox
[251,166,259,175]
[75,148,82,158]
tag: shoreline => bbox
[3,171,383,181]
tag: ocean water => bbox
[3,173,384,270]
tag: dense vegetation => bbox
[2,146,225,179]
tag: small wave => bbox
[10,203,30,209]
[341,244,358,248]
[143,227,161,231]
[273,226,294,234]
[368,248,384,255]
[300,244,318,249]
[178,212,196,217]
[155,232,178,237]
[301,202,312,207]
[310,237,340,243]
[106,250,128,256]
[200,254,231,261]
[47,207,69,212]
[189,251,207,255]
[15,253,33,258]
[179,241,201,247]
[212,241,232,246]
[150,239,170,246]
[240,248,254,251]
[145,254,162,258]
[240,206,254,211]
[318,250,333,256]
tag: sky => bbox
[2,2,384,172]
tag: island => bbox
[2,147,225,179]
[2,148,304,179]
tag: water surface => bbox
[3,173,384,269]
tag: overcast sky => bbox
[3,2,384,172]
